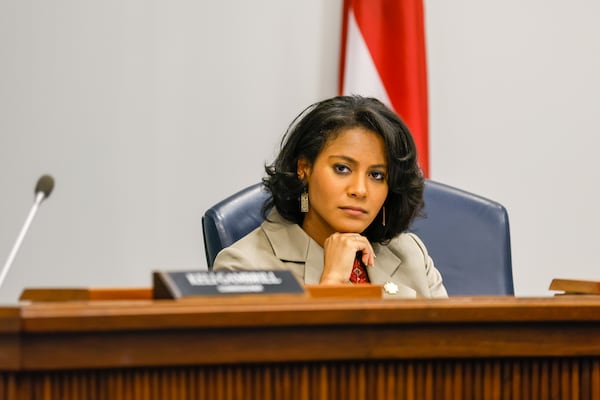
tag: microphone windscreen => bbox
[35,175,55,198]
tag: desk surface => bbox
[2,293,600,331]
[2,293,600,400]
[2,294,600,369]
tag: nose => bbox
[348,174,367,198]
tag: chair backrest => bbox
[202,180,514,295]
[409,180,513,295]
[202,183,270,270]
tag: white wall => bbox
[425,0,600,295]
[0,0,598,303]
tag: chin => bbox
[336,223,370,234]
[331,215,374,234]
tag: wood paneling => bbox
[2,294,600,399]
[2,359,599,400]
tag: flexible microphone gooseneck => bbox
[0,175,55,289]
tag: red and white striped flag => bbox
[339,0,430,177]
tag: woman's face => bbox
[298,127,388,245]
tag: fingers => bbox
[348,234,375,267]
[328,233,375,266]
[320,232,375,284]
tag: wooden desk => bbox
[1,293,600,399]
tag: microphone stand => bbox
[0,191,47,288]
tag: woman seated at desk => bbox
[213,95,447,298]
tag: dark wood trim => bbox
[2,291,600,399]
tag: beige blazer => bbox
[213,210,448,298]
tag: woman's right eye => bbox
[333,164,351,174]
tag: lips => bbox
[339,206,368,216]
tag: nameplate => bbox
[153,270,305,299]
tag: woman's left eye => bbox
[370,171,386,181]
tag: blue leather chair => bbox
[409,180,513,295]
[202,180,514,295]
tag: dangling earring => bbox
[382,206,386,227]
[300,189,309,213]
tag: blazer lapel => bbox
[369,244,417,297]
[303,242,324,284]
[262,210,323,284]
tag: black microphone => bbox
[0,175,55,288]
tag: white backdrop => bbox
[1,0,599,303]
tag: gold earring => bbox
[382,206,386,226]
[300,190,309,213]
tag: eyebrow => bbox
[328,155,387,169]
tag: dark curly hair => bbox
[263,95,424,243]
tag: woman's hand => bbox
[319,232,375,284]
